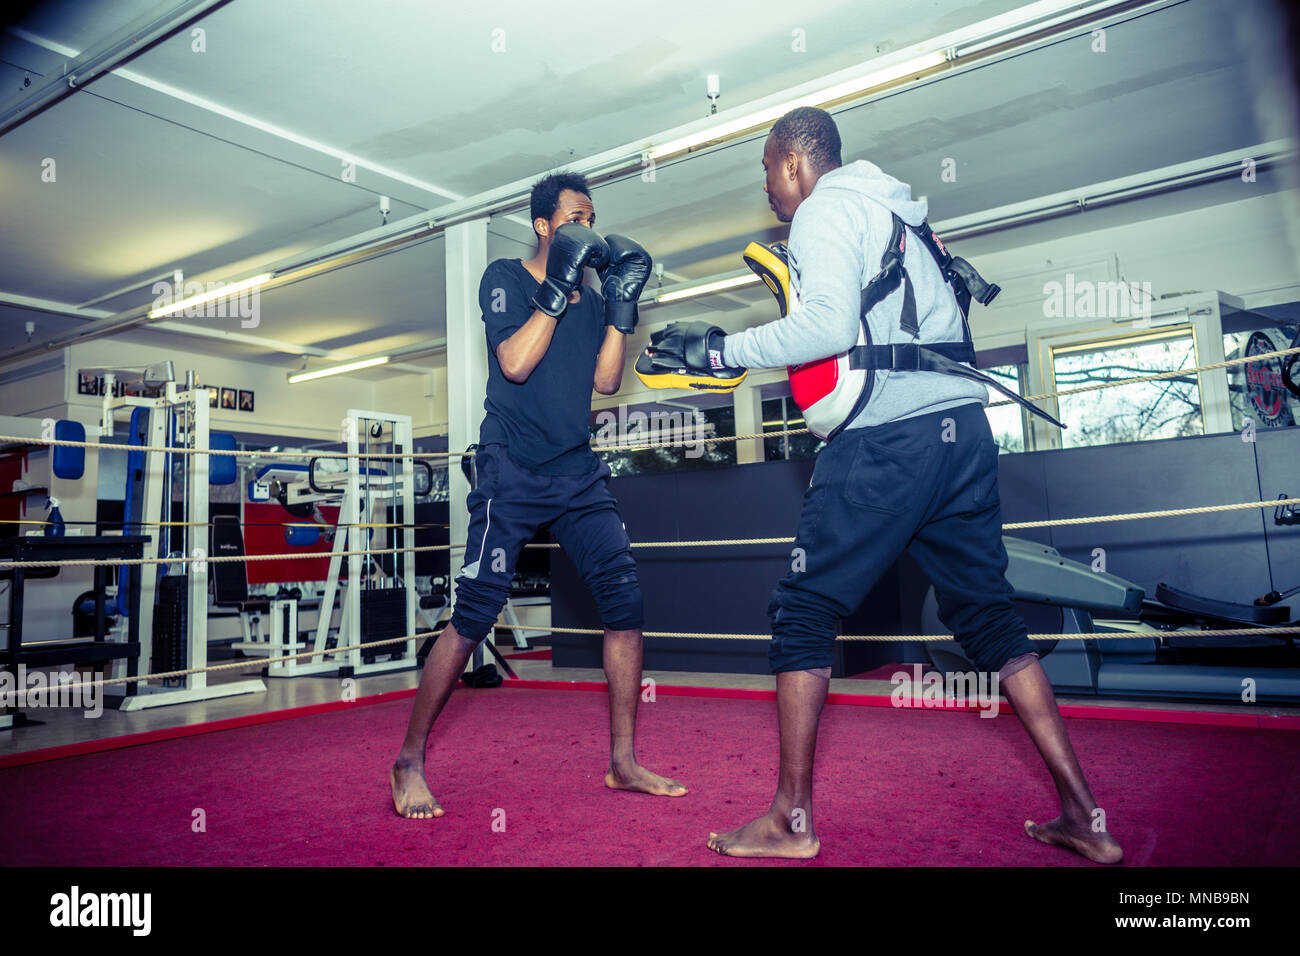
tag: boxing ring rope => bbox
[597,344,1300,453]
[0,435,472,459]
[0,495,1292,569]
[0,494,1291,570]
[38,622,1300,698]
[3,344,1295,459]
[3,345,1295,687]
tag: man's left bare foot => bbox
[1024,816,1124,864]
[605,762,688,797]
[707,811,820,859]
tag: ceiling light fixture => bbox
[648,51,948,160]
[287,355,390,384]
[654,273,758,306]
[148,273,272,318]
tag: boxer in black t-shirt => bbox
[391,173,687,819]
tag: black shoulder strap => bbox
[847,217,1061,428]
[859,215,1001,341]
[860,214,921,337]
[913,220,1001,316]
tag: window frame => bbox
[1025,291,1232,451]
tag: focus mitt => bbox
[742,240,797,317]
[635,322,747,393]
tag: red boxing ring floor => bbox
[1,683,1297,867]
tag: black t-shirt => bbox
[478,258,603,475]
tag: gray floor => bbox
[4,645,1299,757]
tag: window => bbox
[1050,327,1203,448]
[980,363,1027,454]
[592,404,737,475]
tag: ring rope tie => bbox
[38,624,1300,696]
[4,345,1296,457]
[0,498,1290,569]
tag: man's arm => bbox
[495,302,565,383]
[593,325,626,394]
[723,196,865,370]
[495,225,610,382]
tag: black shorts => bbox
[767,402,1034,674]
[449,444,642,641]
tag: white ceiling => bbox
[0,0,1296,368]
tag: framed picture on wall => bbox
[238,389,255,413]
[76,373,98,395]
[208,386,218,408]
[220,388,237,410]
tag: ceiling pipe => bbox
[0,0,233,135]
[640,140,1297,309]
[0,0,1181,369]
[0,291,440,374]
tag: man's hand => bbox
[635,321,747,393]
[598,235,652,334]
[531,224,610,318]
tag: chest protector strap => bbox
[789,214,1064,439]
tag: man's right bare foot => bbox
[1025,816,1123,864]
[707,812,820,859]
[390,761,444,819]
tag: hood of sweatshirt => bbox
[811,159,929,226]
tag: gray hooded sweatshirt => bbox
[724,160,988,429]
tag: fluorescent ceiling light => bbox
[148,273,272,318]
[287,356,390,384]
[655,274,758,305]
[648,51,947,159]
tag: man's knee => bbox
[954,608,1036,675]
[767,586,839,673]
[997,651,1039,680]
[588,563,644,631]
[450,576,510,644]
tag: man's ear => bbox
[785,151,800,180]
[534,216,551,239]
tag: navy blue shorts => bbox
[768,402,1034,675]
[450,444,642,642]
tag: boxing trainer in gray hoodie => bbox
[705,107,1123,865]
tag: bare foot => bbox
[708,812,820,859]
[604,762,688,797]
[1024,816,1123,864]
[390,761,444,819]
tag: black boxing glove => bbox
[598,235,652,334]
[531,224,610,318]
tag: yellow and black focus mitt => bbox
[742,240,796,317]
[635,322,747,393]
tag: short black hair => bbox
[530,172,591,232]
[768,107,842,174]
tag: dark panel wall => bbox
[552,426,1300,673]
[1038,433,1272,602]
[551,460,811,673]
